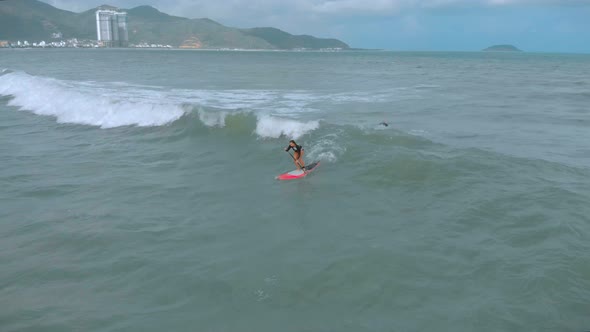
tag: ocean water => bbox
[1,49,589,332]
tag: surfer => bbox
[285,140,305,171]
[379,121,389,127]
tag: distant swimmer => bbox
[379,121,389,127]
[285,140,305,171]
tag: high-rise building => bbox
[96,9,128,47]
[115,13,128,45]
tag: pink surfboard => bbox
[276,161,320,180]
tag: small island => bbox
[482,45,522,52]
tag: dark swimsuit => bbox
[286,144,303,153]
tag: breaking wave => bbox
[0,70,320,138]
[0,70,430,163]
[0,71,186,128]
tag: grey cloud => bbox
[43,0,590,21]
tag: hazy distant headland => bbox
[0,0,350,50]
[482,45,522,52]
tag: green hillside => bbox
[242,27,348,49]
[123,6,273,49]
[0,0,80,40]
[0,0,350,49]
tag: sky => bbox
[42,0,590,53]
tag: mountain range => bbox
[0,0,350,49]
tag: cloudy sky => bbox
[43,0,590,53]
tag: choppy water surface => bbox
[1,49,589,332]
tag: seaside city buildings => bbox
[0,39,99,48]
[96,9,129,47]
[0,8,127,48]
[0,6,173,49]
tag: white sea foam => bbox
[0,71,432,132]
[194,107,319,138]
[155,88,313,114]
[255,115,319,139]
[409,129,430,136]
[305,133,346,162]
[197,108,229,127]
[0,71,385,138]
[0,72,186,128]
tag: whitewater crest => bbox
[0,71,186,128]
[0,71,322,139]
[0,71,351,162]
[254,115,319,139]
[197,107,230,128]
